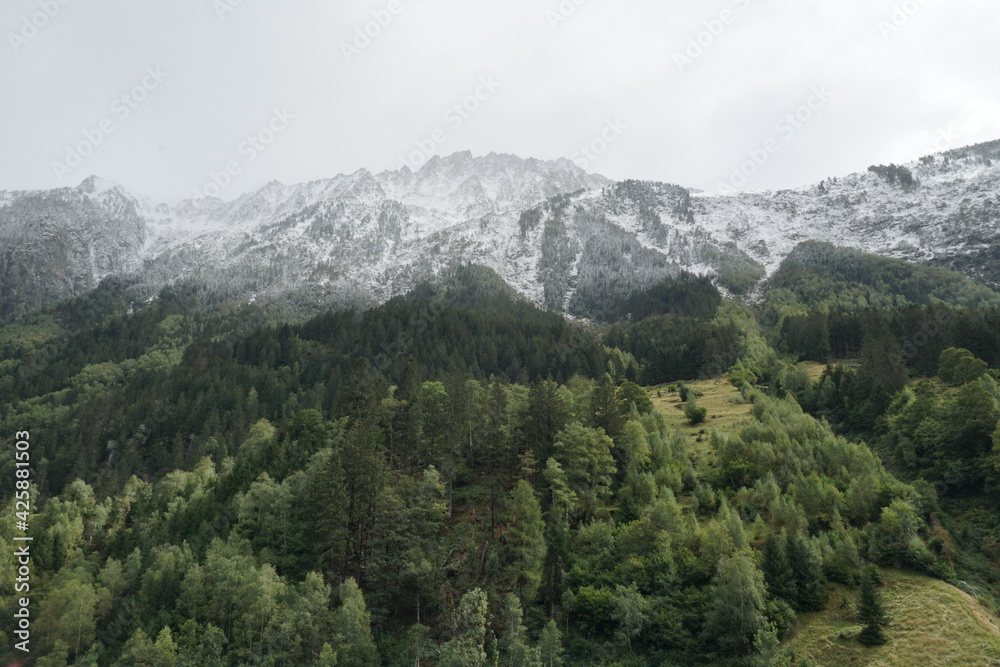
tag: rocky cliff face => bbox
[0,176,147,319]
[1,141,998,320]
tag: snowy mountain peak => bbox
[1,142,998,321]
[77,175,121,196]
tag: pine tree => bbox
[702,550,774,656]
[439,589,489,667]
[333,578,379,667]
[857,566,890,646]
[538,620,564,667]
[787,533,828,611]
[761,531,797,605]
[499,594,541,667]
[506,480,547,601]
[591,373,626,440]
[309,447,348,577]
[527,379,570,462]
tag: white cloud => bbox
[0,0,998,201]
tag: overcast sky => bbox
[2,0,999,203]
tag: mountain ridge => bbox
[1,141,998,320]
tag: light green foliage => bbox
[506,480,547,601]
[938,347,989,385]
[702,550,775,656]
[538,619,564,667]
[333,578,379,667]
[612,583,651,652]
[499,593,541,667]
[551,422,617,520]
[439,589,489,667]
[35,568,99,657]
[119,626,178,666]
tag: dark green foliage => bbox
[856,566,890,646]
[761,532,797,605]
[611,274,722,322]
[868,163,915,187]
[3,262,998,666]
[764,243,1000,320]
[786,534,828,611]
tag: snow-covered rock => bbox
[1,141,997,320]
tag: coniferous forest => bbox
[2,256,1000,666]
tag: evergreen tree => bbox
[526,379,570,462]
[856,566,890,646]
[787,533,828,611]
[333,578,379,667]
[506,479,547,601]
[340,418,388,580]
[684,394,708,425]
[761,531,797,605]
[702,550,775,656]
[439,589,489,667]
[551,423,616,519]
[538,619,564,667]
[309,447,349,577]
[591,373,626,440]
[499,593,542,667]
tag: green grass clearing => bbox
[785,568,1000,666]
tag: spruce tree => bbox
[761,531,797,605]
[787,533,828,611]
[857,566,890,646]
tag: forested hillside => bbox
[2,259,999,666]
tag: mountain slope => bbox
[1,141,998,320]
[786,569,1000,666]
